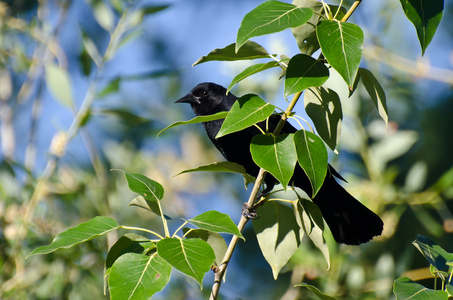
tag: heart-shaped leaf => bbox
[118,170,164,202]
[304,87,342,151]
[216,94,275,138]
[186,210,244,239]
[291,0,346,55]
[236,1,313,51]
[293,130,327,196]
[108,253,171,300]
[157,238,215,287]
[393,277,448,300]
[250,134,297,188]
[317,20,363,88]
[106,233,155,269]
[399,0,444,55]
[193,41,274,66]
[252,201,302,279]
[27,216,120,258]
[284,54,329,97]
[183,228,228,266]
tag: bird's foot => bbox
[241,197,266,220]
[242,203,259,219]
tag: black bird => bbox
[176,82,383,245]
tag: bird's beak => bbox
[175,93,200,104]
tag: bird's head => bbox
[176,82,235,116]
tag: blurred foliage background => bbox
[1,0,453,299]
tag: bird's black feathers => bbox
[177,82,383,245]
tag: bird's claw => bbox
[242,203,260,219]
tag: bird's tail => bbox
[311,175,384,245]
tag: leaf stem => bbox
[172,221,188,238]
[120,226,164,240]
[340,0,362,23]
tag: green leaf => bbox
[26,216,119,258]
[227,61,280,93]
[216,94,275,138]
[292,0,346,55]
[304,87,342,151]
[252,201,302,279]
[295,283,336,299]
[236,1,313,52]
[393,277,448,300]
[106,233,155,270]
[183,228,228,266]
[174,161,255,188]
[129,196,171,220]
[157,111,228,137]
[284,54,329,97]
[293,130,327,196]
[108,253,171,300]
[193,41,273,66]
[157,238,215,287]
[359,68,388,127]
[399,0,444,55]
[412,235,453,273]
[118,170,164,202]
[317,20,363,87]
[186,210,244,240]
[295,199,330,268]
[251,134,297,188]
[45,64,73,108]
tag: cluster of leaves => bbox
[27,171,243,299]
[25,0,446,299]
[394,236,453,299]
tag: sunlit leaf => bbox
[293,130,327,196]
[183,229,227,266]
[317,20,363,87]
[117,170,164,202]
[109,253,171,300]
[253,201,302,279]
[393,277,448,300]
[304,87,342,151]
[250,134,297,188]
[399,0,444,55]
[284,54,329,97]
[157,112,228,137]
[27,217,119,258]
[227,61,280,93]
[216,94,275,138]
[292,0,346,55]
[236,1,313,51]
[186,210,244,239]
[157,238,215,287]
[193,41,273,66]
